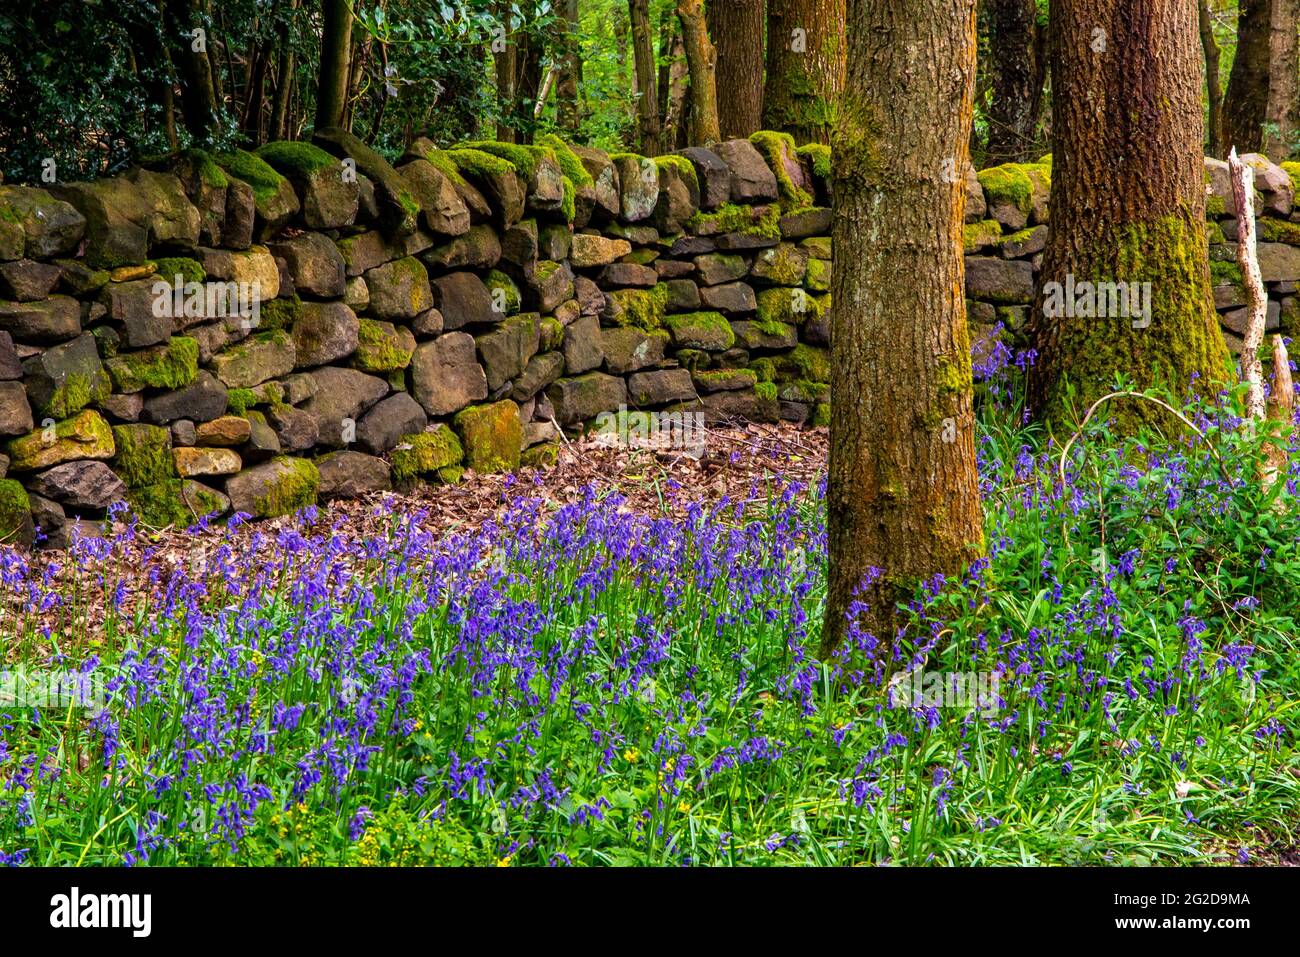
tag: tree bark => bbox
[556,0,582,133]
[629,0,662,154]
[494,1,519,142]
[708,0,765,139]
[164,0,222,143]
[269,0,300,141]
[824,0,983,654]
[315,0,353,131]
[1199,0,1224,157]
[1264,0,1300,159]
[762,0,845,144]
[676,0,720,145]
[1222,0,1272,153]
[1027,0,1230,435]
[985,0,1043,164]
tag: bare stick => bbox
[1228,147,1267,422]
[1263,334,1295,488]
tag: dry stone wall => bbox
[0,129,834,546]
[2,130,1297,549]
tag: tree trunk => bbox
[676,0,720,145]
[1199,0,1224,157]
[708,0,765,138]
[629,0,662,154]
[315,0,353,131]
[494,1,519,142]
[241,41,270,143]
[1264,0,1300,160]
[985,0,1042,164]
[762,0,845,144]
[164,0,222,143]
[1027,0,1230,435]
[269,0,300,141]
[824,0,983,654]
[1222,0,1272,153]
[556,0,582,133]
[666,29,690,148]
[515,23,544,144]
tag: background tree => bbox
[1264,0,1300,159]
[676,0,720,144]
[556,0,582,132]
[315,0,355,131]
[1199,0,1224,156]
[984,0,1045,164]
[762,0,846,144]
[166,0,224,142]
[1222,0,1271,153]
[1027,0,1229,434]
[708,0,766,138]
[629,0,663,153]
[825,0,983,652]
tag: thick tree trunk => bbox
[315,0,353,131]
[824,0,983,654]
[708,0,765,139]
[1222,0,1272,153]
[985,0,1042,164]
[556,0,582,133]
[1199,0,1224,157]
[1264,0,1300,160]
[676,0,720,145]
[1027,0,1230,435]
[762,0,845,144]
[629,0,662,153]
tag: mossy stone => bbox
[390,425,464,482]
[112,423,174,488]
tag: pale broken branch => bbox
[1263,334,1294,488]
[1228,148,1268,422]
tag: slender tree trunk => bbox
[824,0,983,654]
[242,41,270,143]
[708,0,765,139]
[1222,0,1272,153]
[629,0,662,154]
[556,0,581,133]
[1027,0,1230,435]
[515,23,544,144]
[1199,0,1224,157]
[316,0,353,130]
[165,0,222,142]
[676,0,720,145]
[985,0,1042,164]
[762,0,845,144]
[494,1,519,142]
[269,0,300,141]
[1264,0,1300,159]
[666,29,689,148]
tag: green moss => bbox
[560,176,576,223]
[539,315,564,352]
[1205,194,1227,217]
[258,295,301,332]
[215,149,288,205]
[663,311,735,350]
[451,144,536,180]
[694,368,757,389]
[811,402,831,427]
[255,140,338,177]
[654,154,700,196]
[804,257,830,291]
[253,457,319,517]
[1281,161,1300,196]
[355,318,415,372]
[776,343,831,384]
[227,388,259,416]
[755,243,807,285]
[7,410,115,471]
[1204,220,1226,245]
[606,284,670,331]
[183,148,229,190]
[797,143,832,180]
[0,479,30,545]
[106,337,199,393]
[127,479,227,528]
[39,369,111,420]
[749,357,775,383]
[1037,210,1230,438]
[754,381,778,402]
[688,202,781,239]
[535,134,594,188]
[756,287,831,327]
[390,426,464,482]
[453,400,522,473]
[1260,218,1300,245]
[520,442,559,468]
[749,131,814,208]
[485,269,522,315]
[1209,259,1243,287]
[977,163,1035,214]
[422,149,474,191]
[150,256,205,285]
[111,424,174,488]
